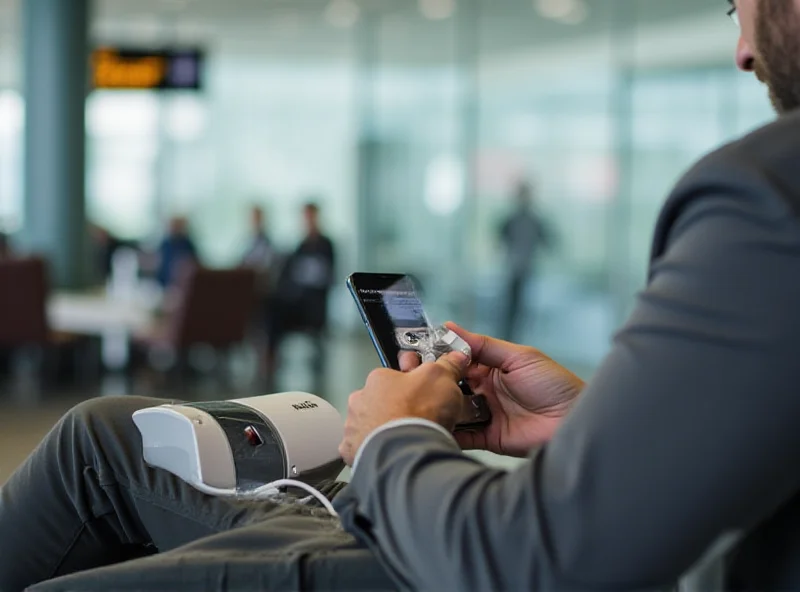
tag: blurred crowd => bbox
[0,201,337,392]
[0,181,554,394]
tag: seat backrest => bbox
[0,257,50,345]
[168,267,257,348]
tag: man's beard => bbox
[754,0,800,114]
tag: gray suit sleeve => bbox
[338,160,800,590]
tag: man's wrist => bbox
[352,418,455,473]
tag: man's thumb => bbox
[445,322,517,368]
[435,350,469,382]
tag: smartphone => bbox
[346,272,491,430]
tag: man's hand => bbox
[338,351,469,467]
[402,323,585,457]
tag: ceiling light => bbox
[534,0,589,25]
[535,0,589,24]
[419,0,456,21]
[536,0,576,20]
[559,0,589,24]
[325,0,360,29]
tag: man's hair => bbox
[304,202,320,213]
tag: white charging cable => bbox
[193,479,338,517]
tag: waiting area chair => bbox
[134,266,257,384]
[0,257,87,391]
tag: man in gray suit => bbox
[4,0,800,590]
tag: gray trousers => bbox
[0,397,395,591]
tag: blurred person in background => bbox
[240,205,277,291]
[240,205,279,366]
[155,216,199,289]
[499,180,553,341]
[240,205,275,269]
[265,202,335,388]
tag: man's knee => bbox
[52,397,171,476]
[66,396,161,427]
[61,396,167,446]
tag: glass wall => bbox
[357,10,466,323]
[471,1,618,365]
[4,0,776,372]
[359,0,773,369]
[0,0,21,233]
[466,0,774,369]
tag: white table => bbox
[48,292,157,370]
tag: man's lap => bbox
[31,512,395,591]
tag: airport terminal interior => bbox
[0,0,775,483]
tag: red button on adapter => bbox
[243,425,263,447]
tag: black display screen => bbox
[347,273,429,370]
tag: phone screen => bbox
[347,273,430,370]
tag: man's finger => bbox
[433,350,469,382]
[338,440,353,465]
[398,350,421,372]
[465,363,490,382]
[444,321,520,369]
[454,429,485,451]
